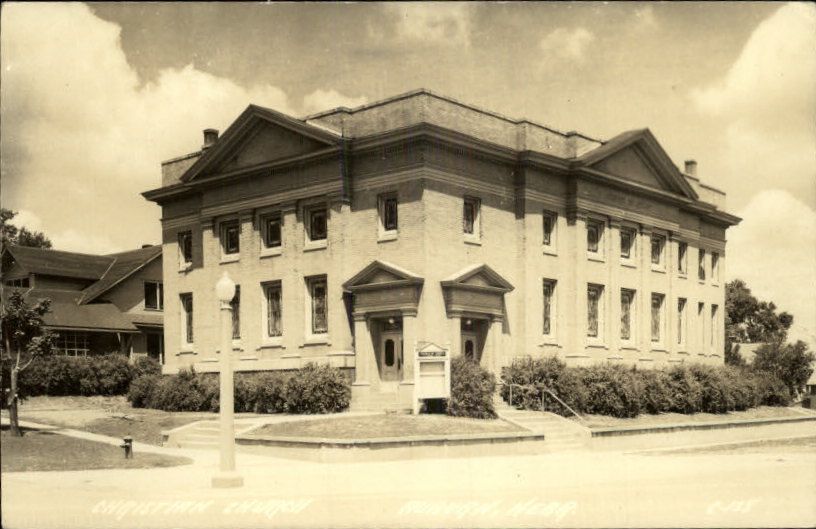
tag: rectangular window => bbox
[57,331,89,357]
[587,220,603,254]
[230,286,241,340]
[308,208,328,241]
[711,304,719,348]
[621,289,635,341]
[221,220,240,255]
[678,242,688,275]
[698,302,705,349]
[698,249,706,280]
[620,228,635,260]
[261,213,282,249]
[651,293,665,343]
[651,235,665,266]
[543,279,556,336]
[587,284,603,338]
[6,278,30,288]
[543,211,556,248]
[180,293,193,345]
[264,283,283,338]
[463,197,480,236]
[309,276,328,335]
[677,298,687,346]
[379,194,398,232]
[144,281,164,310]
[712,252,720,283]
[178,231,193,266]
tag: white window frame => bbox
[57,331,89,357]
[620,288,637,347]
[180,293,194,349]
[711,252,720,285]
[586,218,605,261]
[259,210,283,257]
[698,248,707,282]
[378,192,399,242]
[261,281,283,346]
[305,275,329,342]
[144,281,164,311]
[542,210,557,255]
[587,283,605,344]
[219,218,241,263]
[178,230,193,271]
[651,292,666,349]
[542,278,557,343]
[677,297,687,350]
[619,225,637,267]
[463,196,481,244]
[677,241,688,277]
[650,233,666,271]
[303,203,329,251]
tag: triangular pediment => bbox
[343,260,424,291]
[441,264,514,292]
[576,129,698,200]
[181,105,340,182]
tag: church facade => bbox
[143,89,740,410]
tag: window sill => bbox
[239,355,259,361]
[620,345,639,351]
[144,308,163,312]
[677,350,690,355]
[607,354,624,360]
[464,236,482,246]
[178,263,193,273]
[301,336,330,347]
[678,273,688,279]
[651,266,666,274]
[650,347,668,353]
[542,247,558,257]
[177,348,196,356]
[220,255,240,265]
[638,357,655,362]
[215,346,244,353]
[378,231,398,243]
[259,247,282,259]
[620,260,637,269]
[257,339,284,350]
[587,253,605,263]
[304,240,327,252]
[538,339,560,347]
[698,279,706,285]
[586,342,608,350]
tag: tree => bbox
[724,342,746,367]
[1,291,55,436]
[0,208,52,250]
[753,340,815,400]
[725,279,793,345]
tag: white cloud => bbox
[301,89,368,116]
[381,3,472,46]
[0,3,297,253]
[633,5,658,30]
[691,2,816,209]
[539,27,595,62]
[727,190,816,348]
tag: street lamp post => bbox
[212,271,243,488]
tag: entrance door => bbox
[462,331,478,362]
[379,332,402,382]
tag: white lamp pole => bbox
[212,271,243,488]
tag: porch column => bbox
[352,314,376,386]
[449,314,462,357]
[401,310,417,381]
[488,316,503,377]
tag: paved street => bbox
[3,438,815,528]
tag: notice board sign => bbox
[414,342,450,413]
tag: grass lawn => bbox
[15,396,215,445]
[582,406,815,429]
[250,414,524,439]
[1,428,192,472]
[647,436,816,456]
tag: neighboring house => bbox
[1,245,164,362]
[143,89,740,410]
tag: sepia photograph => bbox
[1,1,814,528]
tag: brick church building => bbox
[143,89,740,410]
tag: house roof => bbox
[80,246,162,303]
[1,287,138,333]
[4,246,113,280]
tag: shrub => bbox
[248,372,289,414]
[128,374,159,408]
[637,368,674,414]
[448,356,497,419]
[666,365,704,414]
[131,356,162,379]
[500,356,586,415]
[89,354,132,395]
[578,364,642,418]
[283,363,350,414]
[752,371,791,406]
[149,367,207,412]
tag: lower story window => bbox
[264,282,283,337]
[587,284,604,339]
[57,332,89,357]
[651,293,665,343]
[308,276,328,335]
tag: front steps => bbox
[495,400,591,451]
[163,420,220,449]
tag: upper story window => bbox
[651,293,665,344]
[261,213,282,250]
[711,252,720,283]
[220,220,240,257]
[587,284,604,339]
[463,197,481,238]
[542,211,557,250]
[698,249,706,281]
[586,220,604,255]
[542,279,556,337]
[677,242,688,275]
[650,234,665,268]
[180,293,194,345]
[620,227,636,261]
[230,286,241,340]
[178,230,193,268]
[144,281,164,311]
[620,289,635,342]
[307,207,328,242]
[264,282,283,338]
[308,275,328,335]
[379,194,399,234]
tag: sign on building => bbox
[413,342,450,414]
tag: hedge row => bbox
[501,357,791,418]
[3,355,162,399]
[128,363,351,414]
[447,356,497,419]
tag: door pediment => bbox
[441,264,514,293]
[441,264,513,318]
[344,261,424,317]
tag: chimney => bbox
[202,128,219,150]
[684,160,697,177]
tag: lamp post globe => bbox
[216,272,236,303]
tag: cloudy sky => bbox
[2,2,814,344]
